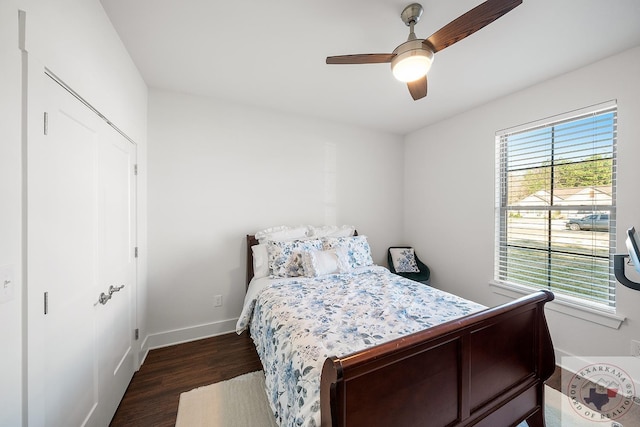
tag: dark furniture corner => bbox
[387,246,431,285]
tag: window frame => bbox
[494,101,618,312]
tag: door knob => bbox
[95,285,125,306]
[96,292,111,306]
[109,284,125,295]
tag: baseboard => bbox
[553,347,617,374]
[553,346,577,371]
[553,347,600,375]
[138,335,151,368]
[140,318,239,357]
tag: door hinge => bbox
[134,328,139,340]
[43,112,48,135]
[134,247,138,258]
[134,164,138,175]
[44,291,48,315]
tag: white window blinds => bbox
[495,102,617,308]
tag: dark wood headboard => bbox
[246,234,259,289]
[245,230,358,289]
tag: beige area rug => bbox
[177,371,639,427]
[176,371,277,427]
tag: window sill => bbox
[489,280,626,329]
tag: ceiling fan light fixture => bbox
[326,0,523,99]
[391,48,433,82]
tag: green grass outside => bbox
[504,245,613,305]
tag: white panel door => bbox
[27,71,136,426]
[96,121,136,423]
[28,75,101,427]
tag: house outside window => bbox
[495,101,617,309]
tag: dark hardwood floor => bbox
[110,331,569,427]
[110,332,262,427]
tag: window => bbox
[495,102,617,309]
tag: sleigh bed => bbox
[237,230,555,427]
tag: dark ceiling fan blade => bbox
[326,53,395,65]
[424,0,522,53]
[407,75,427,100]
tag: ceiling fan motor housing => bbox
[391,39,434,82]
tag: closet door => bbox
[27,71,136,426]
[28,74,101,427]
[96,119,136,423]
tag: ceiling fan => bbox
[326,0,522,101]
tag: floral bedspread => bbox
[236,266,485,427]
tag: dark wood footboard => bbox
[320,290,555,427]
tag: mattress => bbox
[236,265,485,427]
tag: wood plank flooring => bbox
[110,332,261,427]
[110,331,566,426]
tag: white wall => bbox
[0,3,23,427]
[145,89,404,348]
[0,1,148,425]
[404,46,640,359]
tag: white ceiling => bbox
[100,0,640,135]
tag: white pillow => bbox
[255,225,310,244]
[302,248,350,277]
[308,225,355,238]
[389,248,420,273]
[251,244,269,279]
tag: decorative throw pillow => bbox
[302,248,350,277]
[268,239,323,278]
[389,248,420,273]
[322,235,373,269]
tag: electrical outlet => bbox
[213,295,223,307]
[631,340,640,358]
